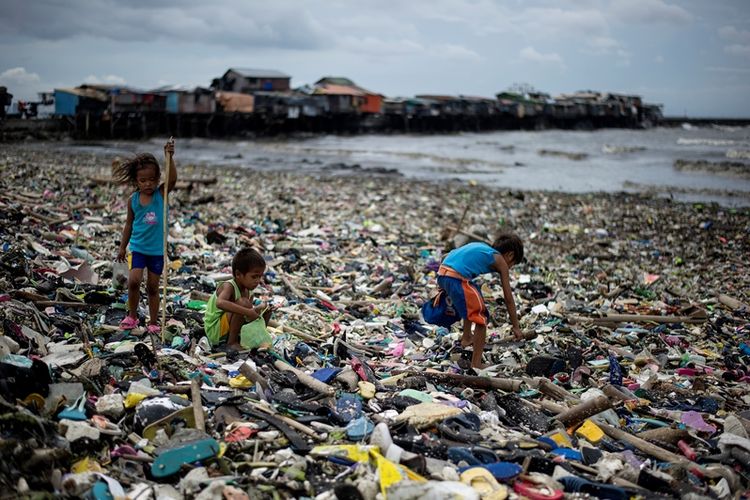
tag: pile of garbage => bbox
[1,144,749,499]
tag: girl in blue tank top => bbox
[113,139,177,334]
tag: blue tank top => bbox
[129,190,165,256]
[442,242,498,280]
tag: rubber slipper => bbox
[119,316,139,330]
[458,461,523,481]
[58,394,87,421]
[439,421,482,443]
[514,480,564,500]
[448,446,498,466]
[460,467,508,500]
[146,324,161,334]
[346,415,374,441]
[558,475,628,500]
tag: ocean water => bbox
[63,125,750,207]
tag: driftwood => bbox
[554,395,613,428]
[601,384,634,402]
[412,371,523,392]
[443,225,492,245]
[719,294,748,311]
[568,313,706,325]
[599,422,692,464]
[637,427,691,445]
[191,379,206,433]
[273,360,335,397]
[244,401,324,441]
[531,377,581,402]
[239,362,271,397]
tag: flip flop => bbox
[460,467,509,500]
[146,324,161,334]
[58,394,88,421]
[119,316,139,330]
[458,461,523,482]
[558,475,629,500]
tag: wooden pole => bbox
[409,370,523,392]
[553,395,613,428]
[598,422,692,465]
[273,360,335,397]
[191,378,206,432]
[160,137,173,343]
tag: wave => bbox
[602,144,646,154]
[677,137,746,146]
[538,149,588,160]
[727,149,750,160]
[673,159,750,179]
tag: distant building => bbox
[152,85,216,114]
[314,77,383,114]
[212,68,291,93]
[54,87,108,116]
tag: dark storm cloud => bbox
[0,0,331,49]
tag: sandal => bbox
[146,324,161,334]
[119,316,139,330]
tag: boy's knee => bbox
[127,277,140,292]
[237,297,253,307]
[146,282,159,296]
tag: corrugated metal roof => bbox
[229,68,290,79]
[54,87,108,101]
[316,77,355,86]
[313,84,364,96]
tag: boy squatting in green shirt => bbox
[204,247,275,351]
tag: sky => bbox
[1,0,749,117]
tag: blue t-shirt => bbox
[442,242,498,280]
[129,190,165,256]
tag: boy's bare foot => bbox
[227,343,242,352]
[460,334,474,348]
[471,362,490,370]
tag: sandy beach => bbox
[1,142,749,497]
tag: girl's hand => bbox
[164,138,175,156]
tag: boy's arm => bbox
[493,254,522,339]
[214,283,263,321]
[162,139,177,194]
[117,197,134,261]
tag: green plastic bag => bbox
[240,318,273,349]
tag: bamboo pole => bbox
[160,137,174,343]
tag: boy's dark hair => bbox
[492,232,524,264]
[111,153,161,187]
[232,247,266,275]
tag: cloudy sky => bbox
[1,0,749,117]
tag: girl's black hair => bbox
[492,232,524,264]
[232,247,266,276]
[112,153,161,186]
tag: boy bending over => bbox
[437,233,524,368]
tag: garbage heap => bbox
[1,145,749,499]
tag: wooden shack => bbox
[213,68,291,93]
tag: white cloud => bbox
[0,67,45,100]
[339,36,424,57]
[609,0,692,25]
[719,26,750,44]
[724,44,750,57]
[519,47,565,68]
[83,74,127,85]
[431,44,482,61]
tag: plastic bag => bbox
[112,261,129,290]
[240,318,273,349]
